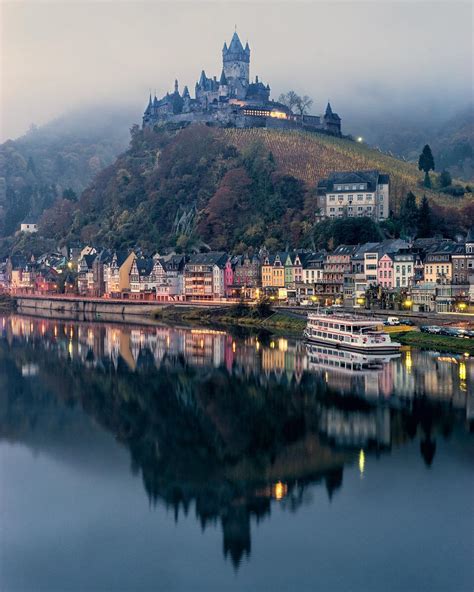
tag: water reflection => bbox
[0,315,472,569]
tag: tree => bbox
[439,170,452,188]
[277,91,300,113]
[418,144,435,188]
[417,196,433,238]
[294,95,313,116]
[399,191,419,237]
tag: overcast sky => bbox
[1,1,472,141]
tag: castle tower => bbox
[222,32,250,99]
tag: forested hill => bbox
[32,124,472,254]
[0,106,134,238]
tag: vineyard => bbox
[222,128,472,211]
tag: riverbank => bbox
[152,304,307,334]
[391,330,474,354]
[0,294,15,312]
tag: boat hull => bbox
[304,335,401,355]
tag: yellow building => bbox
[423,242,455,283]
[261,254,285,288]
[423,261,452,283]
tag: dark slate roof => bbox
[332,244,359,256]
[82,253,97,269]
[352,242,381,260]
[324,102,341,121]
[163,254,186,271]
[9,255,28,269]
[318,170,389,193]
[114,250,132,267]
[186,252,228,267]
[136,258,154,277]
[466,227,474,243]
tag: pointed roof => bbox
[466,227,474,243]
[182,85,190,98]
[228,31,244,53]
[325,102,333,116]
[219,69,227,85]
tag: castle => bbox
[142,31,341,135]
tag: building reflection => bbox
[0,314,472,567]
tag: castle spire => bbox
[174,79,179,93]
[219,69,227,86]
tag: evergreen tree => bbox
[438,170,452,188]
[399,191,419,237]
[418,144,435,188]
[417,196,432,238]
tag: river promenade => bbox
[13,293,474,323]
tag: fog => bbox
[1,1,472,141]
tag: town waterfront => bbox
[1,314,473,592]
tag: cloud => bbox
[1,1,472,140]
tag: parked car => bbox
[420,325,442,334]
[402,319,415,326]
[439,327,462,337]
[385,317,400,326]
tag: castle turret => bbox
[222,31,250,99]
[323,102,342,135]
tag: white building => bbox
[20,223,38,233]
[393,252,415,288]
[317,170,389,221]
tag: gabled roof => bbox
[186,252,228,267]
[135,258,154,277]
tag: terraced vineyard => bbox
[222,128,472,211]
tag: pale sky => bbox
[1,0,473,141]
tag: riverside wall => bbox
[15,295,164,320]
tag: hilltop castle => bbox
[143,31,341,135]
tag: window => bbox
[396,265,400,272]
[344,185,349,190]
[329,196,335,202]
[359,184,364,190]
[358,206,363,211]
[357,194,364,201]
[352,185,357,190]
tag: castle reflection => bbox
[0,315,472,567]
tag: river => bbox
[0,314,473,592]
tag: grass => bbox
[222,128,471,210]
[152,305,306,334]
[391,330,474,354]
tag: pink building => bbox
[224,258,234,296]
[378,253,394,289]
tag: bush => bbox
[443,184,465,197]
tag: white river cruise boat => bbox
[303,312,401,354]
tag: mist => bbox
[1,1,472,142]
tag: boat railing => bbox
[307,311,380,322]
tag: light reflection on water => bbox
[0,314,473,591]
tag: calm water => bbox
[1,314,473,592]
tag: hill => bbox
[221,128,470,210]
[20,125,474,254]
[346,105,474,181]
[0,105,134,238]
